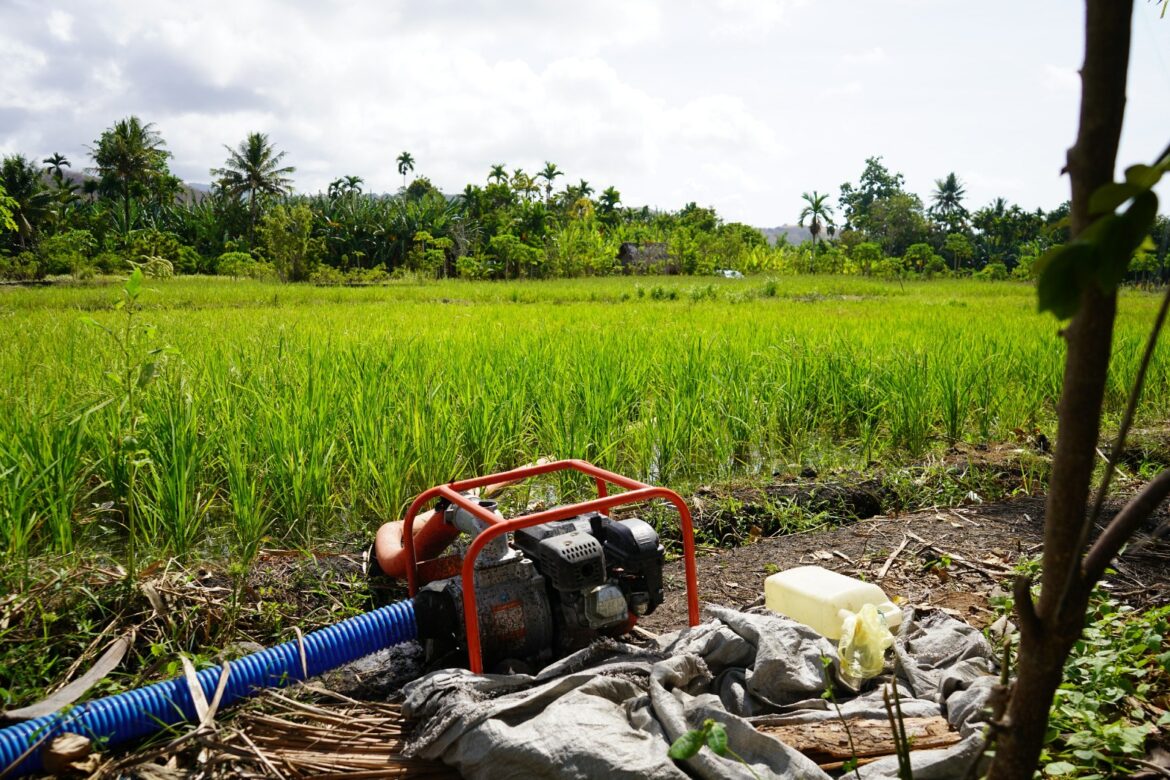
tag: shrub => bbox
[873,256,905,279]
[95,251,129,274]
[976,261,1009,281]
[309,265,346,285]
[903,242,942,273]
[456,253,492,280]
[120,229,202,275]
[649,285,678,301]
[923,255,948,279]
[218,251,260,279]
[851,242,883,276]
[258,204,323,282]
[347,264,390,284]
[0,251,39,280]
[38,230,97,277]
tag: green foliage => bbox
[258,203,324,282]
[90,116,174,234]
[37,229,97,276]
[930,173,968,233]
[668,718,729,760]
[80,269,178,574]
[839,156,906,232]
[975,261,1009,281]
[851,241,884,276]
[404,176,441,202]
[488,232,541,279]
[406,230,453,276]
[668,718,760,779]
[868,192,930,257]
[1036,156,1167,319]
[990,571,1170,779]
[0,183,16,234]
[1039,598,1170,778]
[0,155,52,253]
[0,251,40,280]
[942,232,974,272]
[116,228,200,274]
[211,132,295,239]
[217,251,269,279]
[902,243,940,273]
[2,276,1162,563]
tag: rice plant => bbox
[1,275,1167,565]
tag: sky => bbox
[1,0,1168,227]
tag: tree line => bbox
[0,116,1165,282]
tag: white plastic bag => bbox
[837,602,895,687]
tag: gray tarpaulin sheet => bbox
[402,605,997,779]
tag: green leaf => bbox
[1094,190,1159,292]
[668,729,705,760]
[1123,163,1164,190]
[1119,190,1159,251]
[705,721,728,756]
[1045,760,1077,776]
[137,362,157,389]
[1089,182,1142,216]
[125,268,144,299]
[1036,243,1093,319]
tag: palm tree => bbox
[599,186,621,213]
[798,190,835,272]
[537,162,563,203]
[488,164,508,185]
[42,153,70,181]
[930,172,968,230]
[89,116,172,233]
[396,151,415,189]
[1,154,52,249]
[40,153,78,229]
[212,132,295,242]
[328,175,364,198]
[576,179,594,199]
[460,183,484,214]
[511,168,538,201]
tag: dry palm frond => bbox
[196,686,458,779]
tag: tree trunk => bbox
[123,186,132,235]
[986,1,1133,777]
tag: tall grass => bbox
[1,275,1167,562]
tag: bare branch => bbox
[1012,575,1041,640]
[1083,467,1170,584]
[1084,272,1170,535]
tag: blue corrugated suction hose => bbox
[0,598,416,777]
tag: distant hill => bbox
[756,225,812,246]
[41,169,209,203]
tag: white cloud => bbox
[46,10,74,42]
[843,46,886,66]
[1,0,1166,225]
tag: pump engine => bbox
[412,499,665,668]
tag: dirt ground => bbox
[22,491,1170,778]
[642,494,1170,634]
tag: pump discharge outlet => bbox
[764,565,902,640]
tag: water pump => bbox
[413,501,665,667]
[372,459,701,672]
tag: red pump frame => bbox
[401,459,701,673]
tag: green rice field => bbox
[1,275,1166,564]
